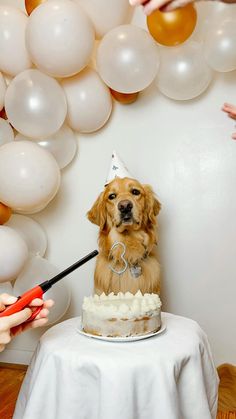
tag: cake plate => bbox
[77,317,167,342]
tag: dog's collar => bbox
[108,241,148,278]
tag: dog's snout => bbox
[118,200,133,214]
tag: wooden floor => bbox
[0,363,235,418]
[217,364,236,418]
[0,363,27,419]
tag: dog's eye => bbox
[108,193,116,200]
[131,189,140,196]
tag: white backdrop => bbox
[0,0,235,366]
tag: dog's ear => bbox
[87,191,107,231]
[143,184,161,226]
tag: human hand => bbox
[129,0,193,14]
[222,103,236,140]
[0,293,54,352]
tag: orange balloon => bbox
[25,0,47,15]
[110,89,139,105]
[0,202,12,225]
[147,4,197,47]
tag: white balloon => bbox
[61,67,112,133]
[5,69,67,138]
[0,0,25,12]
[204,19,236,72]
[0,118,14,146]
[193,3,236,42]
[206,2,236,23]
[14,256,71,325]
[0,5,32,76]
[15,125,78,169]
[76,0,133,39]
[6,214,47,257]
[0,226,28,282]
[3,73,13,87]
[89,40,99,70]
[26,0,95,78]
[0,281,14,295]
[0,141,61,214]
[0,72,6,111]
[97,24,160,94]
[156,41,213,101]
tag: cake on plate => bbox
[82,290,162,337]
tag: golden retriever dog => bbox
[87,177,161,295]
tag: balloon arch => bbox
[0,0,235,323]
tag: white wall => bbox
[0,0,236,367]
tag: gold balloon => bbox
[25,0,47,15]
[0,203,12,225]
[147,4,197,47]
[110,89,139,105]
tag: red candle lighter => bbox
[0,250,98,321]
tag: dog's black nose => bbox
[118,200,133,214]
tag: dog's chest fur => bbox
[108,228,150,264]
[95,227,161,295]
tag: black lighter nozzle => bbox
[40,250,98,293]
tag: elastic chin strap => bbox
[109,241,128,275]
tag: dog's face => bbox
[87,177,161,233]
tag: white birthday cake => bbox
[82,291,162,337]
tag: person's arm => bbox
[0,293,54,352]
[129,0,190,13]
[129,0,236,14]
[222,103,236,140]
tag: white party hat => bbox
[105,151,134,185]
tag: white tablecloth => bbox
[13,312,219,419]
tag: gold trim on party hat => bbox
[105,151,134,186]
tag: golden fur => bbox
[87,177,161,295]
